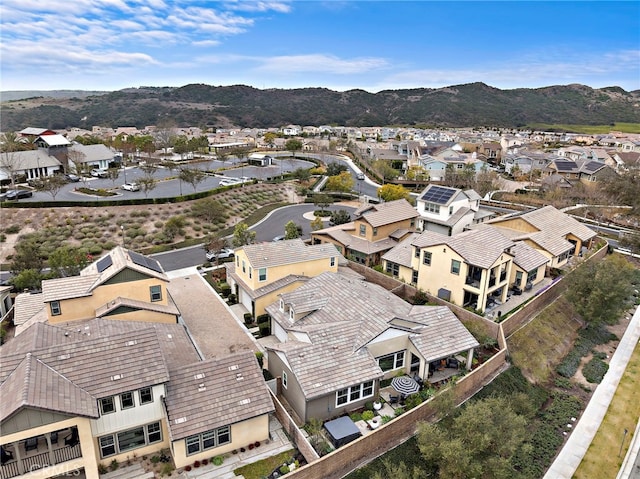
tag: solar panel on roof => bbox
[421,186,456,204]
[554,160,577,171]
[129,251,163,273]
[96,255,113,273]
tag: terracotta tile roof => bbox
[165,351,274,440]
[240,239,343,269]
[265,272,478,398]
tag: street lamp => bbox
[121,225,126,249]
[619,428,628,457]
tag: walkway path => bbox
[544,305,640,479]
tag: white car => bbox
[206,248,235,261]
[91,169,108,178]
[121,182,140,191]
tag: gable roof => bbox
[353,199,418,227]
[37,134,71,147]
[240,239,343,269]
[68,144,114,164]
[381,232,420,267]
[411,228,515,269]
[4,149,63,170]
[165,351,274,440]
[510,241,550,271]
[312,224,399,254]
[265,272,478,399]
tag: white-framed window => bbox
[411,270,419,285]
[242,260,246,273]
[50,301,61,316]
[99,422,162,458]
[121,391,134,409]
[139,387,153,405]
[359,224,366,236]
[385,262,399,277]
[377,351,405,372]
[336,381,374,407]
[249,267,252,279]
[150,285,162,302]
[100,396,115,415]
[414,247,420,258]
[423,252,432,265]
[451,259,461,275]
[289,308,294,320]
[282,371,288,389]
[185,426,231,456]
[279,299,285,311]
[330,257,335,267]
[424,202,439,213]
[373,227,378,237]
[259,268,267,282]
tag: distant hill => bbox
[0,90,110,102]
[1,83,639,131]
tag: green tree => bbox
[137,176,157,198]
[190,198,226,224]
[326,162,347,176]
[173,135,190,159]
[565,254,637,326]
[164,216,187,240]
[310,216,325,231]
[292,168,311,182]
[372,159,399,183]
[313,193,332,211]
[48,245,90,277]
[284,138,303,157]
[378,184,410,202]
[284,220,301,239]
[371,460,427,479]
[11,269,43,292]
[232,222,256,247]
[179,168,206,192]
[264,132,278,149]
[329,209,351,226]
[11,238,44,274]
[105,167,120,187]
[325,171,354,192]
[32,175,67,200]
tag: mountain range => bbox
[1,82,639,132]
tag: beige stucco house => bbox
[226,239,345,318]
[264,272,479,422]
[311,199,419,266]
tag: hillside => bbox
[1,82,639,131]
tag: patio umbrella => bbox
[391,375,421,395]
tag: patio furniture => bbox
[25,437,38,451]
[50,431,58,444]
[64,428,79,447]
[1,446,13,464]
[391,375,421,395]
[389,395,400,406]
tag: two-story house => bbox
[31,247,179,327]
[311,199,419,266]
[264,272,479,422]
[226,239,345,318]
[415,184,493,236]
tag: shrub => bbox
[554,377,573,389]
[212,455,224,465]
[110,459,119,471]
[161,463,174,476]
[98,464,108,474]
[362,410,375,421]
[583,357,609,383]
[184,465,192,471]
[193,460,201,468]
[201,458,208,466]
[150,455,160,464]
[280,465,290,474]
[227,293,237,304]
[244,312,253,325]
[4,225,20,234]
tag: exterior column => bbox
[466,348,474,370]
[13,441,24,475]
[46,434,55,466]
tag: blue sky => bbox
[1,1,639,93]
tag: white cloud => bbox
[254,54,389,75]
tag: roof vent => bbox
[58,353,71,360]
[198,383,206,392]
[228,365,239,371]
[236,373,244,381]
[238,398,251,406]
[194,373,205,380]
[174,417,187,424]
[126,340,137,346]
[167,334,172,339]
[111,374,123,381]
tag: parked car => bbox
[121,182,140,191]
[65,174,81,182]
[218,178,241,186]
[1,189,33,201]
[205,248,235,261]
[356,172,365,180]
[91,169,108,178]
[272,235,285,242]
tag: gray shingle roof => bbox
[164,351,274,440]
[241,239,343,269]
[265,272,478,399]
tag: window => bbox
[456,163,464,169]
[377,351,405,372]
[121,391,134,409]
[412,270,419,285]
[359,224,366,236]
[424,202,439,213]
[185,426,231,456]
[50,301,61,316]
[139,387,153,405]
[414,247,420,258]
[249,267,252,279]
[423,252,432,266]
[330,257,335,267]
[385,262,399,277]
[528,268,538,282]
[117,426,145,452]
[100,397,115,415]
[258,268,267,282]
[147,422,162,444]
[242,260,246,273]
[449,206,454,215]
[150,285,162,302]
[99,436,116,458]
[236,256,239,267]
[515,271,523,286]
[451,259,461,275]
[373,227,378,237]
[279,299,285,311]
[336,381,374,407]
[282,371,288,389]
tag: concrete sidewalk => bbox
[544,305,640,479]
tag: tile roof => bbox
[81,246,169,286]
[13,292,46,326]
[496,205,597,242]
[313,226,399,254]
[265,272,478,398]
[42,275,98,302]
[240,239,343,269]
[353,199,418,228]
[95,296,180,318]
[510,242,550,271]
[164,351,274,440]
[412,228,515,269]
[381,233,420,267]
[227,269,310,301]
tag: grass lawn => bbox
[508,297,583,384]
[574,340,640,479]
[526,122,640,134]
[233,449,296,479]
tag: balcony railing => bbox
[465,277,480,288]
[0,443,82,479]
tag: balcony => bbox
[464,276,480,288]
[1,428,81,479]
